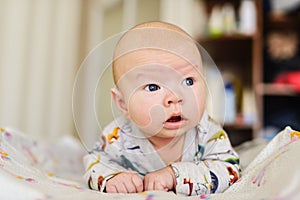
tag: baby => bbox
[84,21,240,196]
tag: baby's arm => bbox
[170,129,240,196]
[84,147,144,193]
[83,148,126,192]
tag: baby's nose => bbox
[164,91,183,106]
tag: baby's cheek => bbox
[130,106,151,127]
[128,102,166,134]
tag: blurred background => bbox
[0,0,300,147]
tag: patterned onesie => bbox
[83,112,240,196]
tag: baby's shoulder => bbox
[199,111,222,127]
[99,116,131,145]
[197,112,225,136]
[102,116,132,136]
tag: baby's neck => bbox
[149,134,185,165]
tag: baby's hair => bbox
[112,21,199,84]
[129,21,190,34]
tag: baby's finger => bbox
[131,174,143,192]
[124,181,137,193]
[105,183,118,193]
[144,178,154,191]
[154,182,165,191]
[116,182,128,193]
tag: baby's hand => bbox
[105,171,143,193]
[144,166,176,192]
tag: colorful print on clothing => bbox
[225,157,240,165]
[227,166,239,184]
[183,178,193,196]
[86,155,100,171]
[107,127,120,144]
[120,155,145,175]
[126,145,141,150]
[209,171,218,193]
[194,181,210,196]
[207,130,227,143]
[194,144,205,161]
[84,113,240,196]
[88,176,94,189]
[97,176,105,191]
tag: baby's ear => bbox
[111,87,129,116]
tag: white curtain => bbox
[160,0,207,38]
[0,0,105,140]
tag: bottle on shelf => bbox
[238,0,257,35]
[224,82,236,124]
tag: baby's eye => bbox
[183,78,194,86]
[144,84,160,92]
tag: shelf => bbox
[199,33,255,43]
[224,123,253,147]
[224,123,253,131]
[256,83,299,96]
[265,13,300,31]
[267,13,300,25]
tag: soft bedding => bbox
[0,126,299,200]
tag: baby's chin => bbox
[145,127,188,139]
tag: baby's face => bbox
[115,49,206,139]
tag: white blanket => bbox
[0,126,299,200]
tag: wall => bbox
[0,0,108,142]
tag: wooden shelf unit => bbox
[199,0,263,145]
[256,83,299,96]
[260,8,300,134]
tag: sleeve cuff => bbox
[88,172,121,192]
[170,162,212,196]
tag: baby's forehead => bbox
[130,60,201,79]
[121,49,201,72]
[114,48,202,83]
[113,26,202,83]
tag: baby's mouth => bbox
[166,115,183,122]
[164,114,186,129]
